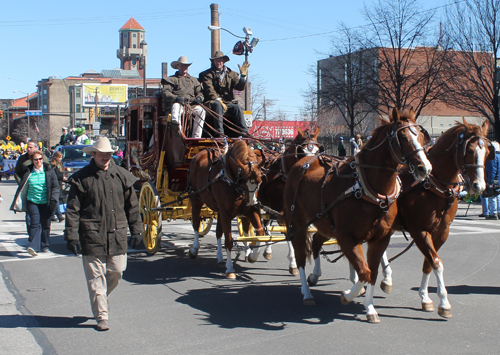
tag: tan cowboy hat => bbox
[82,137,117,154]
[171,56,192,70]
[210,50,230,63]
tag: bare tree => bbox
[442,0,500,139]
[362,0,449,118]
[300,83,318,123]
[317,24,379,138]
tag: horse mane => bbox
[366,108,418,149]
[433,121,483,151]
[230,140,251,162]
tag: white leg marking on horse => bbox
[380,251,393,286]
[299,267,314,301]
[343,280,365,303]
[189,230,200,257]
[349,263,359,285]
[248,242,261,262]
[363,284,378,316]
[434,261,451,310]
[308,256,322,285]
[287,241,297,269]
[419,272,432,305]
[225,249,235,274]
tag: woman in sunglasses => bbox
[10,150,60,256]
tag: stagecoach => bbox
[124,93,293,255]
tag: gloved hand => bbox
[129,234,142,249]
[67,240,81,255]
[216,98,228,113]
[175,96,185,104]
[191,97,202,105]
[49,200,57,213]
[238,61,250,76]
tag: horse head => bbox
[387,107,432,181]
[282,127,323,173]
[458,118,491,194]
[228,140,263,206]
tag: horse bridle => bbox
[427,131,488,188]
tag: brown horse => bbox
[283,108,432,322]
[240,127,323,272]
[370,118,492,318]
[188,139,265,279]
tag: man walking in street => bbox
[64,137,142,331]
[14,140,49,184]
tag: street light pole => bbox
[140,40,147,97]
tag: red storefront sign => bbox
[249,121,312,140]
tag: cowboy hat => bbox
[210,50,230,63]
[82,137,117,154]
[171,56,192,70]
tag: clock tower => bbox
[117,17,147,78]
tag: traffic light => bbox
[0,110,3,119]
[89,108,94,118]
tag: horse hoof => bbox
[366,314,380,323]
[341,293,350,305]
[247,256,257,264]
[303,298,316,306]
[422,302,435,312]
[226,272,236,279]
[245,256,249,262]
[263,251,272,260]
[188,250,198,259]
[438,307,452,318]
[289,267,299,276]
[307,274,318,286]
[380,280,392,294]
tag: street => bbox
[1,179,499,355]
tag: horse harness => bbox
[286,153,402,240]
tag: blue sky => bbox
[1,0,443,119]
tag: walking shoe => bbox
[42,247,50,253]
[58,216,65,223]
[96,320,109,331]
[485,214,498,220]
[51,216,58,222]
[27,247,38,256]
[479,214,486,217]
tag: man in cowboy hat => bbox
[162,55,206,138]
[199,51,250,137]
[64,137,142,331]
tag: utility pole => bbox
[210,3,220,56]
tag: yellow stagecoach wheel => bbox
[139,182,163,255]
[197,217,213,236]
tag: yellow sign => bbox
[83,84,128,107]
[6,136,11,141]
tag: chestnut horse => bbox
[240,127,323,273]
[371,118,492,317]
[283,108,432,322]
[188,140,265,279]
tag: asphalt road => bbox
[0,179,499,354]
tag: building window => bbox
[124,33,128,37]
[43,104,47,110]
[76,89,81,98]
[133,33,136,37]
[133,44,136,48]
[76,104,81,113]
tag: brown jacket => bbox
[199,65,246,104]
[64,159,142,256]
[162,72,203,110]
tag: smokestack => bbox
[210,3,220,57]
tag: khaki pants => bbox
[82,254,127,321]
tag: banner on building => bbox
[83,84,128,107]
[249,120,313,140]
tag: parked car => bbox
[52,144,92,173]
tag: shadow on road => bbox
[0,315,93,329]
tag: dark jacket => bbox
[59,132,75,145]
[14,153,49,184]
[162,72,204,110]
[199,65,246,104]
[10,163,60,212]
[64,159,142,256]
